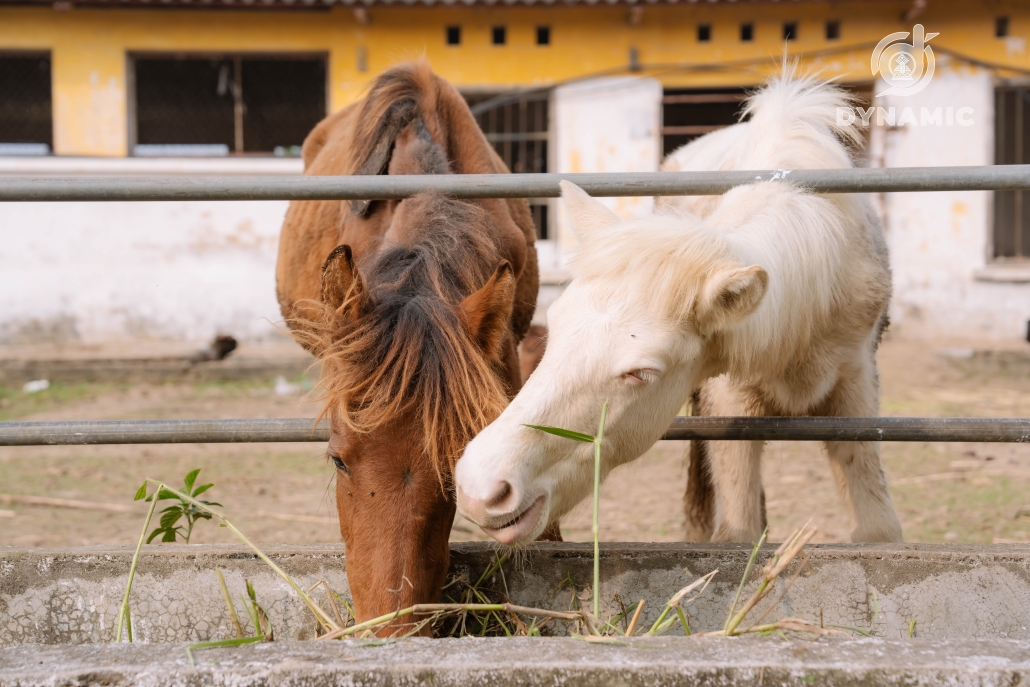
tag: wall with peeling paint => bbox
[0,161,296,345]
[876,61,1030,341]
[552,77,662,258]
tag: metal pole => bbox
[2,165,1029,202]
[0,416,1026,446]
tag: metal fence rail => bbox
[1,417,1027,446]
[2,165,1029,202]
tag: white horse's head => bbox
[455,181,769,545]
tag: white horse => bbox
[454,74,904,545]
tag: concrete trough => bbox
[2,542,1029,684]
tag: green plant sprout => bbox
[117,477,341,643]
[141,468,221,544]
[525,400,608,618]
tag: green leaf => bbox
[184,469,201,492]
[160,510,183,529]
[156,488,180,501]
[134,483,148,501]
[191,483,214,498]
[523,425,594,443]
[202,501,223,508]
[146,528,166,544]
[161,528,179,543]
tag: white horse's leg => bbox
[704,376,767,543]
[820,359,903,543]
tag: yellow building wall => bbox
[0,0,1027,156]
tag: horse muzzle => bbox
[456,479,548,545]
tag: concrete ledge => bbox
[2,637,1029,686]
[0,349,315,385]
[3,543,1030,647]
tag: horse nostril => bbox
[485,481,514,510]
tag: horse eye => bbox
[329,452,349,475]
[623,369,659,385]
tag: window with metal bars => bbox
[464,91,550,240]
[130,54,326,156]
[994,86,1030,260]
[0,53,52,155]
[661,84,872,162]
[661,88,749,158]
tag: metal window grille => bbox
[465,91,550,240]
[662,85,872,162]
[131,54,326,156]
[0,53,52,153]
[661,89,749,158]
[994,86,1030,259]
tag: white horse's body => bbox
[455,75,903,545]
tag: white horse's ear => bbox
[693,265,769,335]
[560,181,619,243]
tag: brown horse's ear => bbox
[321,245,367,322]
[459,262,516,359]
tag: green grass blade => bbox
[186,635,262,667]
[591,401,608,619]
[117,488,160,643]
[523,425,594,443]
[724,528,767,633]
[676,606,691,636]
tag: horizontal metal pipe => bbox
[1,165,1028,202]
[1,416,1026,446]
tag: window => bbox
[826,20,841,41]
[492,26,507,46]
[740,23,754,42]
[536,26,551,46]
[994,86,1030,259]
[698,24,711,42]
[0,53,52,155]
[131,55,326,156]
[662,84,872,160]
[465,91,550,239]
[783,22,797,41]
[447,26,461,46]
[996,17,1009,38]
[661,89,748,157]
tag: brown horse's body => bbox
[276,62,541,632]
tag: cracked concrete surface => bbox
[2,543,1030,647]
[1,638,1029,686]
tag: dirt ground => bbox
[1,336,1029,549]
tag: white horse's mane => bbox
[570,70,880,379]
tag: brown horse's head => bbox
[280,62,537,633]
[303,195,518,633]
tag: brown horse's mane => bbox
[293,64,514,483]
[307,195,509,482]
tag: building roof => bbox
[2,0,856,7]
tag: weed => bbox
[141,469,221,544]
[525,401,608,617]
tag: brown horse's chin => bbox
[335,471,456,637]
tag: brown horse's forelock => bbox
[299,195,511,487]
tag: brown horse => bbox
[276,62,549,634]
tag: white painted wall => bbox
[3,66,1027,347]
[552,76,662,259]
[874,58,1030,341]
[0,158,299,345]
